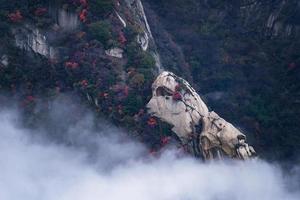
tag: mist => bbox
[0,100,299,200]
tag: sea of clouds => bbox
[0,99,299,200]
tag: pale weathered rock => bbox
[1,55,8,66]
[147,71,256,160]
[147,71,208,141]
[49,1,79,31]
[116,11,127,28]
[105,48,124,58]
[137,33,149,51]
[57,8,79,31]
[13,24,57,59]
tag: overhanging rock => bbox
[147,71,256,160]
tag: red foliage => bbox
[147,117,157,127]
[80,0,88,7]
[79,9,88,22]
[65,61,79,69]
[172,91,182,101]
[8,10,23,23]
[161,136,171,146]
[26,95,35,102]
[123,86,129,97]
[22,95,35,107]
[34,7,47,16]
[118,31,127,45]
[102,92,109,99]
[175,84,181,91]
[149,149,157,156]
[71,0,88,7]
[80,80,88,87]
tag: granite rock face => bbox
[147,71,256,160]
[13,24,57,59]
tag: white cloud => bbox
[0,108,299,200]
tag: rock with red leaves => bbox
[65,61,79,69]
[147,117,157,127]
[175,84,181,91]
[118,31,127,45]
[22,95,36,107]
[80,80,88,87]
[149,149,158,157]
[79,9,88,22]
[80,0,88,7]
[34,7,47,16]
[172,91,182,101]
[161,136,171,146]
[26,95,35,102]
[123,85,129,97]
[101,92,109,99]
[8,10,23,23]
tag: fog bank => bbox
[0,108,299,200]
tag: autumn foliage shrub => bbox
[8,10,23,23]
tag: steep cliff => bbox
[0,0,161,146]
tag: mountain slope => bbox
[145,0,300,160]
[0,0,299,161]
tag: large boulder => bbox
[147,71,256,160]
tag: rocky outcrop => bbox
[12,1,80,59]
[13,24,57,59]
[147,71,256,160]
[115,11,127,28]
[239,0,300,38]
[240,0,300,37]
[49,0,79,31]
[105,48,124,58]
[1,55,8,67]
[56,8,79,31]
[124,0,163,71]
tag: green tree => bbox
[89,0,113,16]
[88,21,112,47]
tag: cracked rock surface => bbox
[147,71,256,160]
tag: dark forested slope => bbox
[145,0,300,160]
